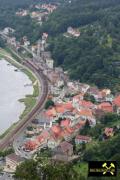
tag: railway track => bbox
[0,60,48,150]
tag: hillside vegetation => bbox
[41,0,120,92]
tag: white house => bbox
[46,58,54,69]
[4,154,24,173]
[3,27,15,35]
[75,135,92,144]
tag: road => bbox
[0,58,48,150]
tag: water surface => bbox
[0,59,33,134]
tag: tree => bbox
[84,93,96,103]
[0,37,5,48]
[80,120,91,135]
[100,113,120,125]
[45,99,54,109]
[0,148,14,158]
[55,117,64,124]
[15,159,80,180]
[14,160,39,180]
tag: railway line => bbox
[0,60,48,150]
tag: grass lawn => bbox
[73,162,88,179]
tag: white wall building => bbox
[46,58,54,69]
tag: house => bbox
[47,136,60,149]
[87,87,103,101]
[61,111,75,121]
[94,109,105,119]
[75,135,92,144]
[16,9,28,16]
[51,154,69,162]
[38,118,52,129]
[52,141,73,156]
[113,95,120,114]
[51,125,63,137]
[73,99,95,111]
[41,51,51,60]
[42,32,48,40]
[79,109,96,126]
[102,89,111,95]
[45,107,57,118]
[56,79,64,88]
[7,37,16,47]
[48,71,60,84]
[4,153,24,173]
[79,83,90,93]
[31,119,39,128]
[104,128,114,138]
[98,102,113,113]
[105,94,114,102]
[24,130,50,151]
[46,58,54,69]
[24,140,39,151]
[25,129,35,137]
[72,94,84,107]
[3,27,15,35]
[60,119,71,128]
[24,40,30,47]
[63,127,75,141]
[67,27,80,37]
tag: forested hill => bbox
[42,0,120,92]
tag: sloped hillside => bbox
[42,0,120,92]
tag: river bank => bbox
[0,49,39,138]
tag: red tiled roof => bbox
[104,127,114,136]
[98,102,113,113]
[36,136,44,143]
[79,120,86,126]
[73,93,84,100]
[63,129,71,137]
[113,95,120,107]
[79,100,94,108]
[60,119,71,127]
[74,123,83,129]
[60,141,73,152]
[51,125,62,134]
[79,109,93,117]
[75,135,91,141]
[45,108,56,117]
[24,140,38,151]
[66,126,74,133]
[55,106,65,113]
[41,130,50,139]
[63,102,73,110]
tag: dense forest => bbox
[1,0,120,91]
[41,0,120,92]
[0,0,42,43]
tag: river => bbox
[0,59,33,135]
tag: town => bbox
[0,1,120,179]
[0,23,120,176]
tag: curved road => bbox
[0,61,48,150]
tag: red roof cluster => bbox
[113,95,120,107]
